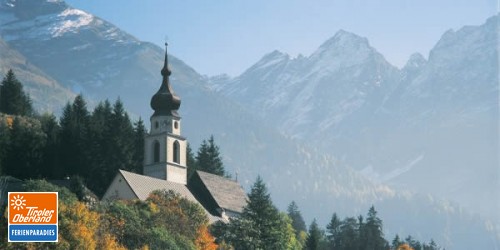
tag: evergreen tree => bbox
[364,206,387,250]
[59,95,91,178]
[405,235,421,250]
[132,117,146,174]
[87,98,135,196]
[86,100,113,194]
[338,217,359,250]
[39,113,61,178]
[109,99,135,172]
[326,213,341,249]
[195,135,225,176]
[392,235,402,250]
[287,201,307,237]
[427,239,438,250]
[242,176,284,248]
[0,70,33,116]
[213,176,298,249]
[4,117,46,179]
[306,219,322,250]
[186,143,197,178]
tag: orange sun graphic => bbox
[10,195,26,211]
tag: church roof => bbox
[194,171,247,213]
[117,170,224,223]
[150,43,181,117]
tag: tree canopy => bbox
[0,70,33,116]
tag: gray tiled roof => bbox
[118,170,224,223]
[196,171,247,213]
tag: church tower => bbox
[144,43,187,184]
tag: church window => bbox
[174,121,178,129]
[173,140,180,164]
[155,121,159,129]
[153,141,160,163]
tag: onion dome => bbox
[151,43,181,117]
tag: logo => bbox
[8,192,58,242]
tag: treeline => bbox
[0,69,442,249]
[0,70,227,197]
[0,91,145,197]
[212,176,442,250]
[0,179,216,249]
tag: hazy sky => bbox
[65,0,497,76]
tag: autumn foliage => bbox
[397,243,415,250]
[0,180,216,250]
[195,225,218,250]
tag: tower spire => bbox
[161,42,171,77]
[150,43,181,117]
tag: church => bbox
[102,44,247,223]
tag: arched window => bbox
[173,140,180,164]
[153,141,160,163]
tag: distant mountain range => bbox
[209,15,499,222]
[0,0,498,248]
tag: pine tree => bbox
[89,98,135,196]
[132,117,146,174]
[109,99,135,171]
[0,70,33,116]
[59,95,91,178]
[86,100,113,194]
[364,206,387,250]
[213,176,296,249]
[287,201,307,237]
[338,217,359,250]
[305,219,322,250]
[4,117,46,179]
[326,213,341,249]
[39,113,60,178]
[186,143,197,178]
[195,135,225,176]
[404,235,422,250]
[392,235,402,250]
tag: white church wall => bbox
[102,173,138,200]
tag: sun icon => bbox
[10,195,26,211]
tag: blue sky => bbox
[65,0,497,76]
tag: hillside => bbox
[0,0,497,248]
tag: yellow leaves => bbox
[397,243,415,250]
[62,202,98,249]
[6,116,13,128]
[194,225,217,250]
[99,234,126,250]
[148,201,159,214]
[59,201,123,250]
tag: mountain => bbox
[0,0,163,117]
[0,35,74,113]
[0,1,497,248]
[210,16,499,223]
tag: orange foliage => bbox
[59,201,124,250]
[61,202,99,249]
[195,225,218,250]
[398,243,415,250]
[99,233,127,250]
[6,116,13,128]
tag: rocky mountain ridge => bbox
[0,1,497,248]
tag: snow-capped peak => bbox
[249,49,289,71]
[318,29,370,51]
[51,8,94,37]
[308,29,377,72]
[1,0,67,19]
